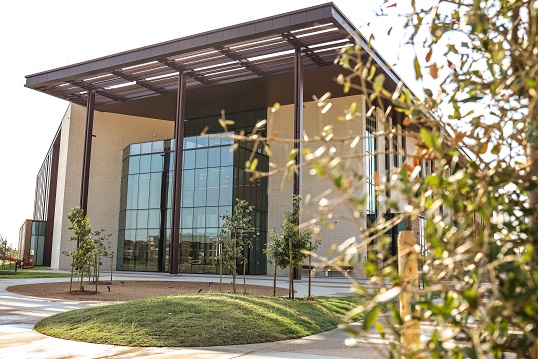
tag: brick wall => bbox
[51,105,174,270]
[267,95,368,276]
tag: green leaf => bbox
[373,74,385,93]
[362,306,379,331]
[249,158,258,170]
[414,58,422,80]
[344,79,351,93]
[311,162,325,177]
[375,322,386,339]
[368,66,376,81]
[463,287,479,310]
[387,302,402,325]
[289,149,298,161]
[349,102,357,114]
[365,261,377,276]
[420,128,435,149]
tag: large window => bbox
[365,118,377,218]
[30,221,46,266]
[117,110,268,274]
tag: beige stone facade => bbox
[267,95,368,276]
[51,105,174,270]
[47,94,416,274]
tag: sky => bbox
[0,0,409,248]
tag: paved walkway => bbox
[0,272,385,358]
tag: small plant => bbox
[64,207,112,292]
[265,195,317,299]
[218,199,255,294]
[92,228,113,284]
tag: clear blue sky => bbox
[0,0,410,248]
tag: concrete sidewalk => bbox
[0,273,385,359]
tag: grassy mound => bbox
[36,294,358,347]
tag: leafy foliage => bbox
[324,1,538,356]
[0,234,14,270]
[64,207,94,291]
[218,199,255,293]
[64,207,112,291]
[238,1,538,356]
[265,195,317,299]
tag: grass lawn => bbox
[22,265,54,271]
[36,294,360,347]
[0,269,71,279]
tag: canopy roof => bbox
[25,3,400,111]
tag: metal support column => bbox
[293,47,304,196]
[170,72,186,274]
[80,90,95,213]
[293,48,304,280]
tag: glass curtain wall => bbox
[118,109,268,274]
[30,221,46,266]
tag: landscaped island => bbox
[35,295,358,347]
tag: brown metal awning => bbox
[25,3,401,109]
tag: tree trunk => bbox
[95,254,98,292]
[80,267,84,292]
[232,236,237,294]
[69,258,74,292]
[273,263,277,296]
[289,237,293,299]
[219,248,223,293]
[243,258,247,294]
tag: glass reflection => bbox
[118,111,268,274]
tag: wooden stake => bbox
[308,242,312,299]
[398,230,421,352]
[69,257,74,292]
[95,254,98,292]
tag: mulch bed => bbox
[7,280,289,301]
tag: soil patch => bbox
[7,280,289,301]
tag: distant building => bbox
[23,3,421,274]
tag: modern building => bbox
[21,3,421,275]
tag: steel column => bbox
[293,48,304,281]
[293,48,304,197]
[170,72,186,274]
[80,90,95,213]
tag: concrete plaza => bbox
[0,272,386,359]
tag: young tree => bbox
[266,195,314,299]
[218,199,255,294]
[92,228,112,284]
[0,235,12,270]
[265,227,289,296]
[64,207,95,292]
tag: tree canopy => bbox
[243,1,538,357]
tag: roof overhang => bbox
[25,3,402,118]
